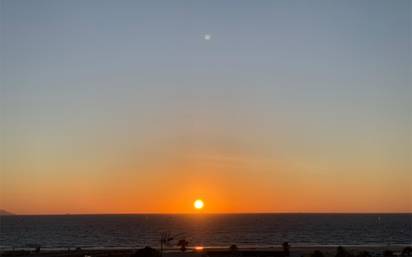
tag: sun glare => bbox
[194,199,204,210]
[194,246,204,251]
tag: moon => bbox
[203,34,212,41]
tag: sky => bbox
[1,0,411,214]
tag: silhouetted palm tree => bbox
[177,239,189,252]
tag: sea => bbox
[0,214,411,250]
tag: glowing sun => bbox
[194,199,204,210]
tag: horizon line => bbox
[3,211,412,216]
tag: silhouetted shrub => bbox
[230,245,239,252]
[131,246,160,257]
[311,250,325,257]
[383,250,394,257]
[357,251,371,257]
[402,247,412,256]
[336,246,352,257]
[282,242,290,257]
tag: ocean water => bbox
[0,214,411,249]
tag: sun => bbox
[194,199,204,210]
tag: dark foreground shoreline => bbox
[2,246,411,257]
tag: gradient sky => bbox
[1,0,411,214]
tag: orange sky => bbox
[2,141,411,214]
[1,1,411,215]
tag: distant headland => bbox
[0,209,15,216]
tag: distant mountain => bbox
[0,209,15,216]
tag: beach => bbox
[2,245,411,257]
